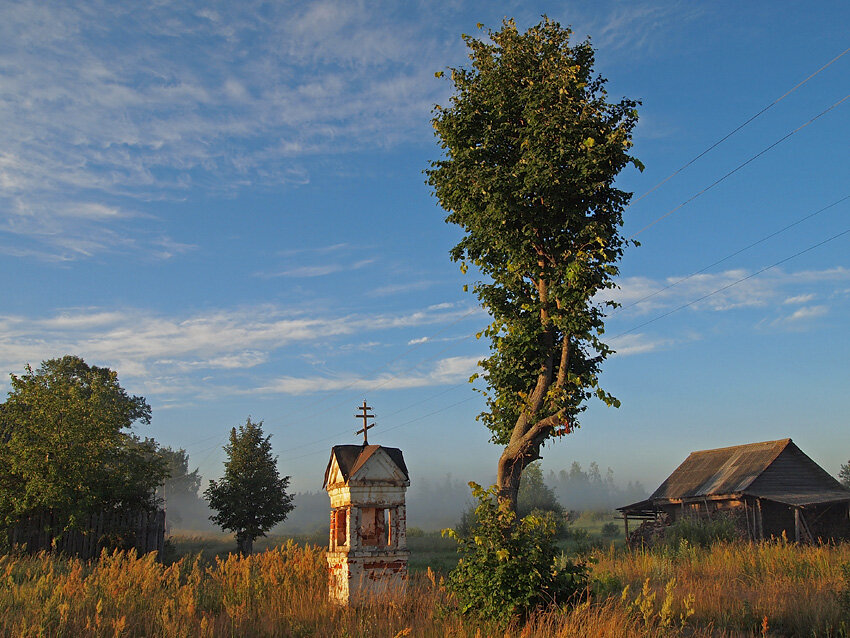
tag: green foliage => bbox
[455,462,565,537]
[204,418,294,554]
[159,447,201,501]
[601,522,620,538]
[443,482,588,623]
[428,18,640,449]
[663,515,739,549]
[839,461,850,489]
[517,461,564,520]
[0,356,165,529]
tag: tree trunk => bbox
[496,435,545,512]
[237,532,254,555]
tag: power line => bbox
[628,45,850,209]
[184,52,850,468]
[630,93,850,238]
[610,226,850,340]
[614,193,850,313]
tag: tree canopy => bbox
[204,418,294,554]
[0,356,166,528]
[428,18,640,508]
[840,461,850,489]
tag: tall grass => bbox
[0,539,848,636]
[593,539,850,636]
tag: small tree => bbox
[444,483,587,623]
[840,461,850,489]
[204,418,294,554]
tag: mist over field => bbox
[161,462,649,534]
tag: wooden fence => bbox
[8,509,166,560]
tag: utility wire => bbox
[627,45,850,210]
[609,226,850,340]
[187,50,850,466]
[614,193,850,313]
[630,93,850,238]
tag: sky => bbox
[1,0,849,498]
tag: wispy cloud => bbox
[369,280,437,297]
[770,304,829,327]
[250,354,482,395]
[784,293,816,305]
[608,267,850,317]
[259,258,375,279]
[0,1,459,260]
[608,333,680,356]
[0,302,479,399]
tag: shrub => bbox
[663,514,738,549]
[443,482,588,624]
[601,522,620,538]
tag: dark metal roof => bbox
[323,444,409,488]
[650,439,790,500]
[620,438,850,512]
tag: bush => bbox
[601,522,620,538]
[443,482,588,624]
[663,514,739,549]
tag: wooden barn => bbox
[618,439,850,543]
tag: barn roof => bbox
[619,438,850,512]
[323,444,409,488]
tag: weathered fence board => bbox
[8,509,166,560]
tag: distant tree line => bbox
[547,461,647,511]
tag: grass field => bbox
[2,524,849,636]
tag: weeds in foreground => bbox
[0,540,849,636]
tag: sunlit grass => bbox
[0,539,848,636]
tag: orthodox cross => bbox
[355,400,375,445]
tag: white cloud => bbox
[0,302,480,399]
[251,354,482,395]
[258,258,375,278]
[608,333,677,356]
[369,280,437,297]
[784,294,816,305]
[0,1,457,259]
[770,305,829,327]
[608,267,850,317]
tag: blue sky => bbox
[1,1,849,495]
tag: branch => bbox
[555,336,570,389]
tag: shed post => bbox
[756,499,764,540]
[794,507,801,543]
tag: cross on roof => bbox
[354,400,375,445]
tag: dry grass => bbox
[0,540,847,636]
[593,540,850,636]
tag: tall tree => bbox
[0,356,165,529]
[840,461,850,489]
[204,418,294,554]
[428,18,640,510]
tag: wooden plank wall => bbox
[7,509,166,560]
